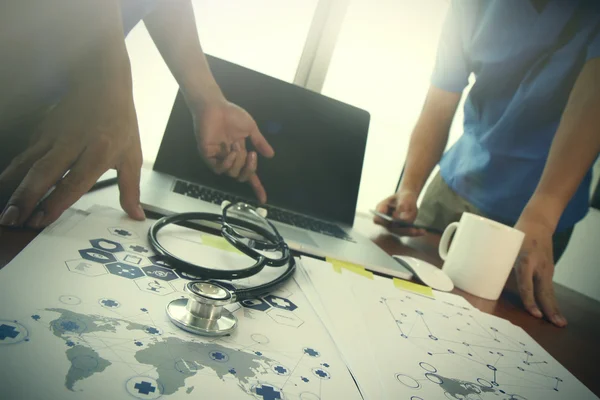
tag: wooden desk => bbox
[353,213,600,397]
[1,212,598,396]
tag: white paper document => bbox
[0,207,362,400]
[1,205,595,400]
[300,256,597,400]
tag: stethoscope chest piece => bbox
[152,203,296,336]
[166,281,237,336]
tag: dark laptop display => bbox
[154,55,369,226]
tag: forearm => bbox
[144,0,223,106]
[521,58,600,230]
[69,4,132,91]
[0,1,130,122]
[398,86,461,194]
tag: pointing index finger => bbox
[249,174,267,204]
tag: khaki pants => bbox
[415,172,573,263]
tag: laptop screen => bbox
[154,55,369,226]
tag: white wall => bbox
[554,161,600,302]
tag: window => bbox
[127,0,319,162]
[321,0,458,212]
[127,0,464,214]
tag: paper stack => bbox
[297,256,597,400]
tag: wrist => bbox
[518,193,563,232]
[71,37,133,92]
[396,179,422,197]
[180,71,225,111]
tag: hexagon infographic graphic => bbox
[240,298,271,312]
[105,262,145,279]
[264,295,298,312]
[116,252,150,267]
[89,238,124,253]
[79,248,117,264]
[126,243,151,255]
[65,259,108,277]
[134,277,175,296]
[108,227,139,240]
[267,308,303,328]
[142,266,178,282]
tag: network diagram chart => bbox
[381,295,565,399]
[299,257,597,400]
[0,209,362,400]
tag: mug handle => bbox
[439,222,460,260]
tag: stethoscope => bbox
[148,202,295,336]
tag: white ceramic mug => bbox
[438,212,525,301]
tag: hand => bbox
[373,190,425,236]
[193,98,274,204]
[0,79,145,228]
[513,217,567,327]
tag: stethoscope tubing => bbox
[148,211,295,302]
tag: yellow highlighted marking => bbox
[201,234,243,254]
[326,257,373,279]
[393,278,435,298]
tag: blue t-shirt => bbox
[433,0,600,232]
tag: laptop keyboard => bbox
[172,180,354,242]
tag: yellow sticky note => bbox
[393,278,435,298]
[326,257,374,279]
[201,234,243,254]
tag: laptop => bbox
[140,55,411,279]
